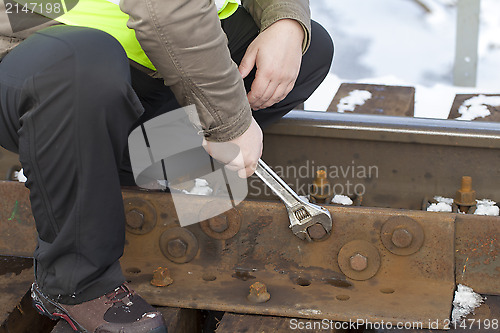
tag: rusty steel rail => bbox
[1,111,499,329]
[255,111,500,210]
[1,182,499,328]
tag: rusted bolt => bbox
[247,282,271,303]
[391,228,413,248]
[167,238,187,258]
[208,215,229,233]
[349,253,368,272]
[454,176,476,206]
[310,169,331,203]
[307,223,327,240]
[151,267,173,287]
[126,209,145,229]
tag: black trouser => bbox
[0,8,333,304]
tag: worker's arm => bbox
[120,0,262,177]
[120,0,252,143]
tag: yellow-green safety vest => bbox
[15,0,240,70]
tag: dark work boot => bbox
[31,282,167,333]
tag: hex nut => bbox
[167,238,188,258]
[208,215,229,233]
[307,223,327,240]
[126,209,145,229]
[349,253,368,272]
[391,228,413,248]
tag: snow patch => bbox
[451,284,484,324]
[427,202,452,212]
[331,195,353,206]
[15,168,27,183]
[455,95,500,120]
[427,196,453,212]
[434,196,454,205]
[475,199,500,216]
[336,90,372,113]
[182,178,213,196]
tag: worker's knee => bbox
[307,21,334,77]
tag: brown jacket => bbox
[0,0,311,141]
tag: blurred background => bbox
[305,0,500,118]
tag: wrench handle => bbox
[254,159,303,208]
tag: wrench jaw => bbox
[288,203,333,242]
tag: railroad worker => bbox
[0,0,333,332]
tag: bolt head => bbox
[208,215,229,233]
[126,210,145,229]
[391,228,413,248]
[307,224,327,240]
[349,253,368,271]
[167,238,187,258]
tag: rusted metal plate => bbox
[327,83,415,117]
[216,312,349,333]
[455,214,500,295]
[120,191,455,329]
[2,182,498,328]
[449,94,500,122]
[0,181,37,257]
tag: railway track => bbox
[1,105,499,332]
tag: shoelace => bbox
[104,284,134,305]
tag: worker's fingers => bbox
[238,163,258,178]
[247,72,273,110]
[239,46,258,79]
[248,76,279,110]
[258,82,290,109]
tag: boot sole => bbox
[31,283,86,332]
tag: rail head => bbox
[265,111,500,149]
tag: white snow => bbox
[305,0,500,118]
[427,196,453,212]
[336,90,372,113]
[455,95,500,120]
[14,168,26,183]
[475,199,500,216]
[331,195,353,206]
[451,284,484,324]
[434,196,454,205]
[426,196,499,215]
[427,202,452,212]
[182,178,213,196]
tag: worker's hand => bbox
[203,117,263,178]
[239,19,304,111]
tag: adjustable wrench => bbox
[254,159,332,242]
